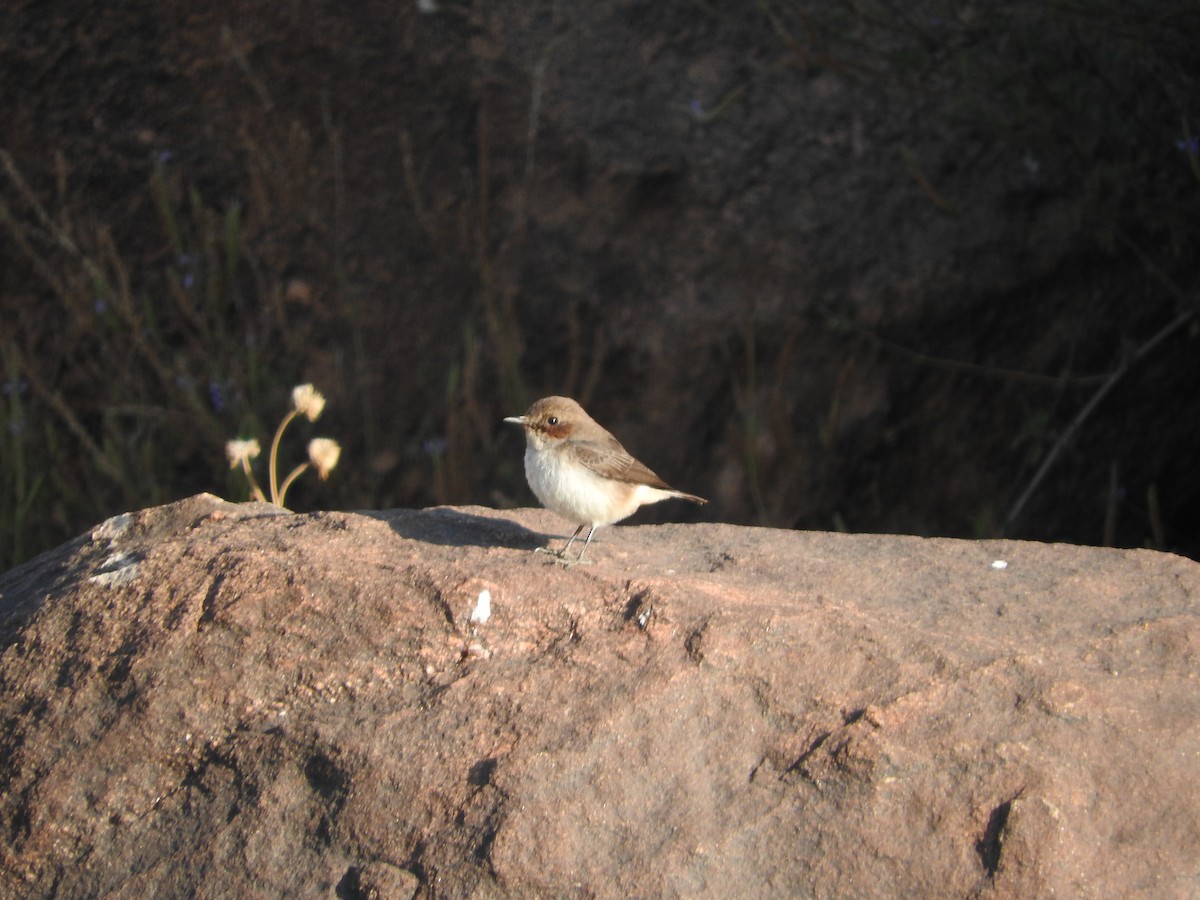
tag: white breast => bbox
[524,445,666,527]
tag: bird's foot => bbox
[534,547,593,566]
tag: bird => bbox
[504,396,707,562]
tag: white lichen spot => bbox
[88,551,141,587]
[470,589,492,625]
[91,512,134,543]
[991,559,1008,570]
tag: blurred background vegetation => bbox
[2,0,1198,571]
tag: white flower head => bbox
[291,384,326,421]
[225,438,261,468]
[307,438,341,479]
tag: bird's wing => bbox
[569,437,672,490]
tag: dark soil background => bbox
[2,0,1199,567]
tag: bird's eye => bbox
[547,416,559,426]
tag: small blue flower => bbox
[422,436,448,459]
[94,297,107,315]
[182,272,195,289]
[208,381,226,414]
[158,149,172,165]
[1176,136,1200,155]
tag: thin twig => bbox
[848,316,1111,388]
[7,342,127,486]
[398,128,433,240]
[1117,231,1199,310]
[221,26,274,112]
[1005,309,1194,531]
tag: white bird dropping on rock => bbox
[470,589,492,624]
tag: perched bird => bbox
[504,396,707,562]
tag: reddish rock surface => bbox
[1,494,1198,897]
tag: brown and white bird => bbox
[504,396,707,562]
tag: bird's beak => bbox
[503,415,526,426]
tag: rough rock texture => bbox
[1,494,1198,898]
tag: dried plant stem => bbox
[268,409,300,505]
[240,459,267,503]
[276,463,309,508]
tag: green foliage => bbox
[0,150,297,570]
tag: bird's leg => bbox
[561,524,587,558]
[575,525,598,561]
[536,524,585,557]
[536,524,595,565]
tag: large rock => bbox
[1,494,1197,897]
